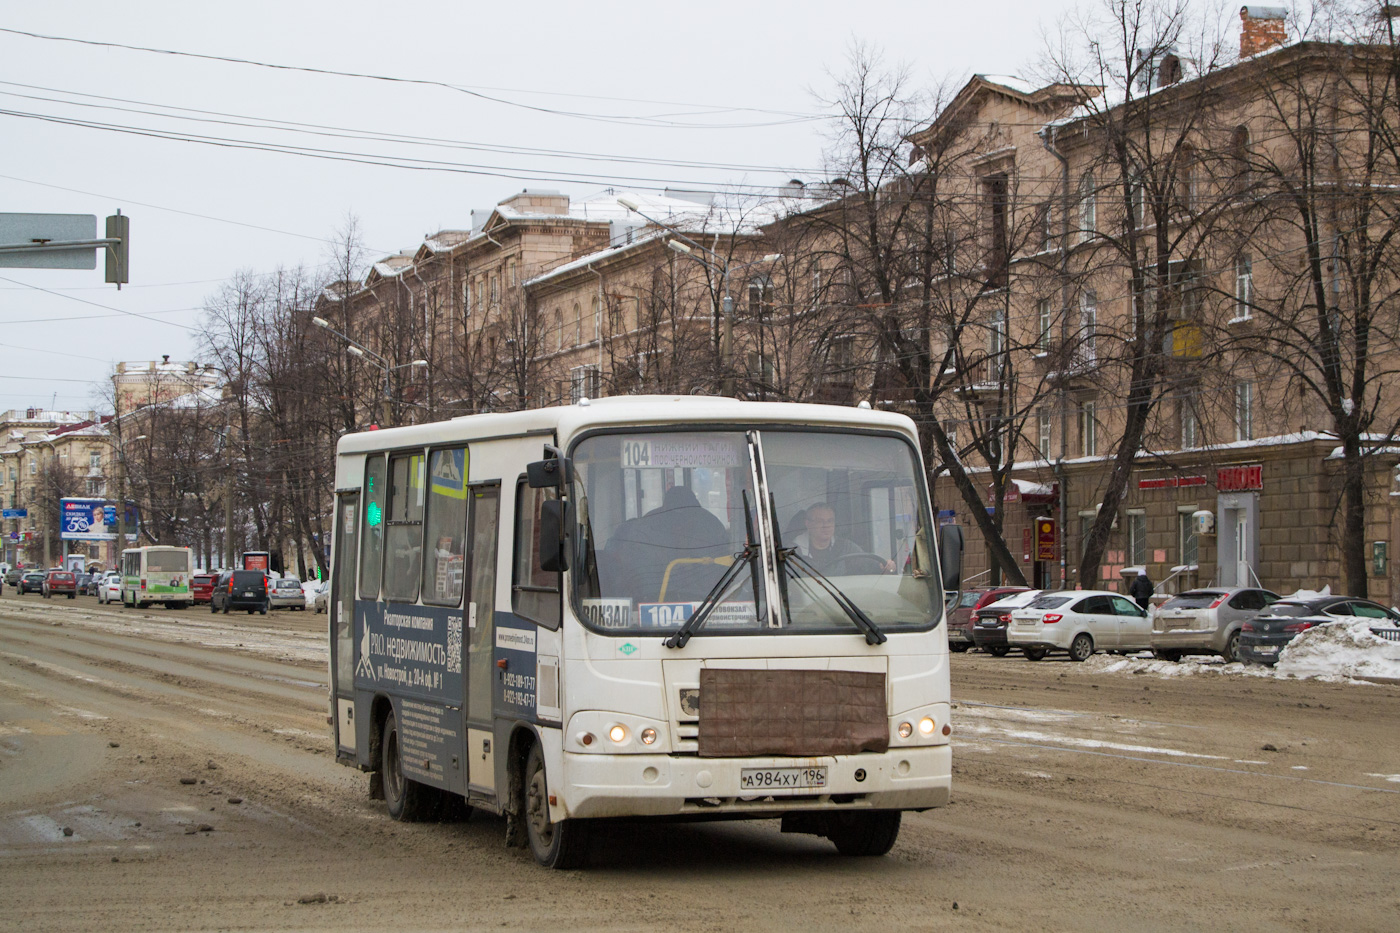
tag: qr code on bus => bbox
[446,616,462,674]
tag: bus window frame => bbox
[382,449,426,604]
[359,453,387,601]
[420,444,469,609]
[512,476,562,630]
[564,423,943,637]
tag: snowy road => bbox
[1,595,1397,931]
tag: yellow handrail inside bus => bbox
[658,554,735,602]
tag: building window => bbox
[748,274,774,316]
[570,365,600,402]
[1234,254,1253,320]
[1077,171,1096,243]
[507,259,517,287]
[89,451,102,472]
[1128,511,1147,566]
[988,306,1007,359]
[1038,407,1052,456]
[30,459,36,475]
[1040,202,1055,251]
[1078,290,1098,365]
[1181,396,1199,448]
[86,478,104,496]
[490,274,499,304]
[1080,400,1097,457]
[1234,381,1254,441]
[1036,299,1052,351]
[1179,510,1199,567]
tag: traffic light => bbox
[105,212,128,287]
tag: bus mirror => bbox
[938,524,964,592]
[527,457,573,489]
[539,500,571,573]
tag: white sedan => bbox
[1008,589,1152,661]
[98,573,123,604]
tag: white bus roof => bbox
[335,397,917,455]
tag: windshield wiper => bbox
[665,490,764,649]
[781,552,888,646]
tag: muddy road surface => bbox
[1,593,1397,931]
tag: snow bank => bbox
[1274,621,1400,682]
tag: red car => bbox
[42,570,78,599]
[191,574,215,604]
[947,586,1030,651]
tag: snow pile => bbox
[1081,653,1216,677]
[1274,621,1400,681]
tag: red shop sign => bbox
[1217,464,1263,492]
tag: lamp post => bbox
[312,317,427,427]
[616,198,779,396]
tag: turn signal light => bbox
[1042,613,1063,624]
[918,717,935,736]
[608,725,628,744]
[579,732,595,747]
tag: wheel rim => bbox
[1225,632,1240,662]
[384,722,403,803]
[526,762,553,848]
[1072,636,1092,660]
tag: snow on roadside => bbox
[1076,621,1400,684]
[1274,621,1400,682]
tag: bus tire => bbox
[138,601,149,610]
[382,709,435,822]
[828,810,902,857]
[524,742,588,869]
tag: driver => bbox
[796,503,894,574]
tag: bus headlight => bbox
[608,725,628,744]
[640,728,658,745]
[918,717,936,736]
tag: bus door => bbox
[331,492,359,755]
[465,484,500,794]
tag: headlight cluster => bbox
[570,713,667,752]
[893,711,950,743]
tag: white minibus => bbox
[120,545,195,609]
[328,397,961,867]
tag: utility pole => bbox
[223,432,234,570]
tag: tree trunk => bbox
[1340,437,1369,598]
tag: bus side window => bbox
[359,454,387,599]
[513,481,561,630]
[383,451,425,603]
[421,447,468,607]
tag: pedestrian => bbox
[1129,568,1154,610]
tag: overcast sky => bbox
[0,0,1078,415]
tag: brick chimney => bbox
[1240,5,1288,57]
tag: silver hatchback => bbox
[1151,587,1278,662]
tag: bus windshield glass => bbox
[571,429,939,637]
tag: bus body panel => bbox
[120,546,195,606]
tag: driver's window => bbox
[1350,602,1388,619]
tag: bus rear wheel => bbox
[381,709,436,822]
[524,742,588,869]
[828,810,902,856]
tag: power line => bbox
[0,275,199,332]
[0,27,825,129]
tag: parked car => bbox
[1151,587,1279,662]
[20,571,45,594]
[1238,595,1400,665]
[311,581,330,613]
[4,566,23,587]
[211,569,269,615]
[190,574,215,605]
[269,576,306,610]
[1009,590,1152,661]
[947,586,1031,652]
[42,570,78,599]
[971,589,1044,657]
[98,571,123,604]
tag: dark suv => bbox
[211,570,269,615]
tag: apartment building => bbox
[905,8,1400,600]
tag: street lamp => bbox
[312,316,428,427]
[617,197,780,396]
[114,434,146,561]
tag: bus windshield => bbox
[572,429,940,637]
[147,550,190,573]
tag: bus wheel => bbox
[524,743,588,869]
[828,810,902,856]
[382,709,435,822]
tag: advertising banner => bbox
[59,498,138,541]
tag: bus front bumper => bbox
[561,745,950,819]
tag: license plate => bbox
[243,591,256,597]
[1255,646,1278,655]
[739,766,827,792]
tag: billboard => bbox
[59,498,138,541]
